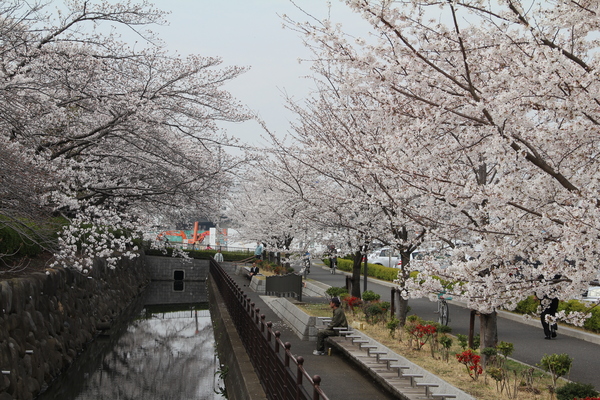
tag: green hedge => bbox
[325,258,403,282]
[514,296,600,333]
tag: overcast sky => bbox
[141,0,371,149]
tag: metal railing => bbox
[210,259,328,400]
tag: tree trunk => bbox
[351,250,362,298]
[479,312,498,368]
[392,252,412,326]
[394,290,409,326]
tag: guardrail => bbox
[209,259,328,400]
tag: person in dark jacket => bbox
[541,296,559,339]
[314,297,348,355]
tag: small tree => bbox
[539,353,573,391]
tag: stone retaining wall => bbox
[0,256,150,400]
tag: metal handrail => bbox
[210,259,328,400]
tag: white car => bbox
[367,248,400,268]
[583,285,600,302]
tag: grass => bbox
[298,302,567,400]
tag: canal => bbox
[36,281,225,400]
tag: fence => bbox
[209,259,328,400]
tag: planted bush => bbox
[556,382,599,400]
[363,302,388,324]
[539,353,573,389]
[362,289,381,301]
[326,286,349,299]
[515,295,539,314]
[456,349,483,381]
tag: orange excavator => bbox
[156,222,209,245]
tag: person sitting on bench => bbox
[249,264,259,278]
[313,297,347,356]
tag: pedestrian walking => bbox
[254,242,264,260]
[213,249,224,263]
[541,296,559,339]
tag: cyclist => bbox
[328,245,338,274]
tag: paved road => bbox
[307,261,600,390]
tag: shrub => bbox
[583,307,600,333]
[326,286,349,299]
[514,296,600,333]
[456,349,483,380]
[336,258,354,273]
[439,336,453,362]
[407,323,437,350]
[497,341,514,358]
[387,316,400,337]
[436,324,452,334]
[456,333,479,350]
[343,295,362,312]
[457,334,468,350]
[362,290,381,301]
[364,302,388,324]
[539,353,573,389]
[515,296,539,314]
[482,347,497,357]
[556,382,599,400]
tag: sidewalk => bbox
[221,263,398,400]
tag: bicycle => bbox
[435,291,452,326]
[329,256,337,274]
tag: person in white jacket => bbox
[214,249,224,263]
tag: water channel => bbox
[36,281,226,400]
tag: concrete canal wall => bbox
[208,276,267,400]
[0,256,150,400]
[145,256,209,281]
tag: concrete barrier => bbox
[261,297,318,341]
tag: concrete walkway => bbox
[224,259,600,398]
[221,263,399,400]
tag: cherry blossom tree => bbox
[0,0,250,270]
[284,0,600,345]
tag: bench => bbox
[401,373,424,387]
[389,364,410,377]
[379,357,399,368]
[370,351,387,361]
[361,345,379,354]
[415,383,439,397]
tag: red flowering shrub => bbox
[407,323,437,350]
[343,296,362,312]
[455,349,483,380]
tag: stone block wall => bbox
[0,256,150,400]
[145,256,209,281]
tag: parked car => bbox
[399,249,452,271]
[367,248,400,268]
[582,285,600,302]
